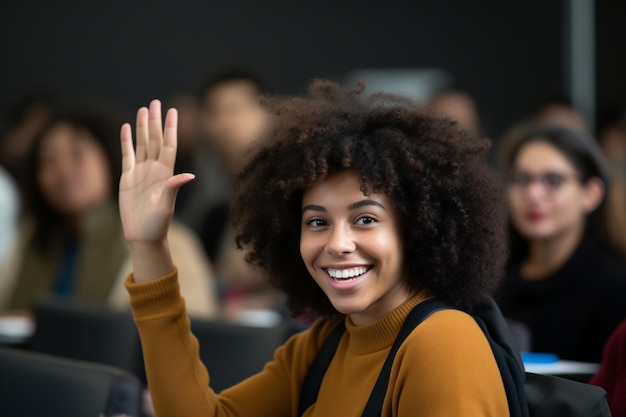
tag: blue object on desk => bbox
[521,352,559,364]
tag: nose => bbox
[524,180,547,201]
[325,223,356,256]
[41,153,74,179]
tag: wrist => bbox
[128,239,169,252]
[128,239,174,283]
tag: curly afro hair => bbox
[232,80,507,317]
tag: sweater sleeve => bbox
[390,309,509,417]
[125,268,333,417]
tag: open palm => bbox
[119,100,194,245]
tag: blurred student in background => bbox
[0,107,218,317]
[498,125,626,362]
[170,93,232,232]
[428,89,481,135]
[531,95,588,133]
[199,69,273,182]
[599,113,626,257]
[600,113,626,164]
[193,69,282,315]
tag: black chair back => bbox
[0,347,142,417]
[30,298,144,379]
[190,318,288,392]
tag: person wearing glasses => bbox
[498,125,626,363]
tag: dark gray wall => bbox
[596,0,626,129]
[0,1,620,139]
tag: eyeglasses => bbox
[508,171,580,191]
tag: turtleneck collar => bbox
[344,292,429,355]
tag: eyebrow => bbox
[302,199,386,214]
[302,204,326,214]
[348,199,386,211]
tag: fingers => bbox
[147,99,163,160]
[128,100,176,168]
[135,107,149,163]
[158,108,178,169]
[120,123,136,172]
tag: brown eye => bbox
[306,219,327,227]
[355,216,376,225]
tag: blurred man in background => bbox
[189,69,280,317]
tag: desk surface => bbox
[524,360,600,375]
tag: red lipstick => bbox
[526,211,545,222]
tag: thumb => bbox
[164,173,195,200]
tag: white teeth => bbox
[327,266,369,280]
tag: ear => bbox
[582,177,605,214]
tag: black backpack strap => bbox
[474,299,525,370]
[298,321,346,416]
[474,317,529,417]
[360,298,450,417]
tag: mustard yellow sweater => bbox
[126,269,508,417]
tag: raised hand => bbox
[119,100,194,281]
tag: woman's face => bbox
[37,122,111,216]
[507,140,602,242]
[300,169,411,326]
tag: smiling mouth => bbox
[325,266,372,281]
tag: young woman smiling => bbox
[299,170,409,326]
[120,81,509,416]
